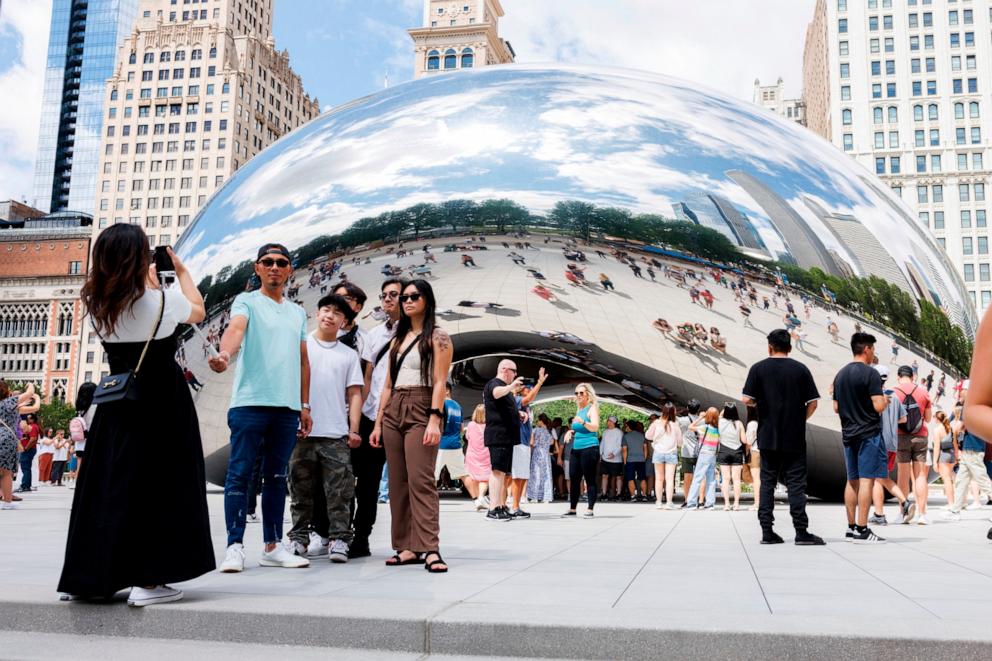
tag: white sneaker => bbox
[481,495,490,508]
[127,585,183,607]
[219,543,245,573]
[916,514,930,526]
[306,533,329,557]
[665,503,679,510]
[246,512,259,523]
[655,501,664,509]
[328,539,349,563]
[474,498,486,511]
[943,510,961,522]
[289,540,308,557]
[1,502,18,510]
[260,544,310,568]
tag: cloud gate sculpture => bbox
[175,64,973,500]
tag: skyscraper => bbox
[409,0,515,79]
[32,0,141,214]
[674,191,768,255]
[79,0,318,385]
[803,0,991,314]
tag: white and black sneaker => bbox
[868,513,888,526]
[511,509,531,519]
[900,501,916,524]
[306,533,329,557]
[851,528,886,544]
[845,527,856,542]
[486,506,512,521]
[328,539,349,563]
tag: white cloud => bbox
[500,0,816,101]
[0,1,51,204]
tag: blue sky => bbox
[0,0,815,202]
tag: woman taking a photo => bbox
[717,403,747,511]
[58,224,214,606]
[687,407,720,510]
[370,280,453,573]
[0,382,41,509]
[562,383,600,517]
[932,410,957,506]
[646,403,680,509]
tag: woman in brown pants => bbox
[370,279,453,573]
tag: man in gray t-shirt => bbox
[871,365,914,525]
[621,423,648,500]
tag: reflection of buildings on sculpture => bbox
[726,169,846,278]
[0,204,91,402]
[79,0,319,388]
[753,77,806,126]
[672,191,769,258]
[803,0,991,315]
[409,0,515,79]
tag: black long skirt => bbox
[57,335,215,596]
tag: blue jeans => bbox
[378,462,390,501]
[686,452,717,507]
[18,448,36,490]
[224,406,300,546]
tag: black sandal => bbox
[385,551,423,566]
[424,551,448,573]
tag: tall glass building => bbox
[32,0,139,213]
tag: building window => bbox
[842,109,852,125]
[444,49,456,69]
[841,86,851,101]
[890,156,900,174]
[839,18,848,33]
[839,41,849,56]
[933,184,943,202]
[962,210,972,227]
[965,264,975,281]
[843,133,853,151]
[461,48,474,68]
[916,155,927,172]
[68,261,81,275]
[872,84,882,99]
[427,50,440,70]
[934,211,945,229]
[914,104,923,121]
[917,185,928,203]
[928,104,938,120]
[876,157,886,174]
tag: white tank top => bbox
[718,418,743,451]
[393,341,430,387]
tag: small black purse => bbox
[93,290,165,405]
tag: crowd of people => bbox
[1,225,991,612]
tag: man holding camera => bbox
[484,359,524,521]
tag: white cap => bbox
[874,364,890,380]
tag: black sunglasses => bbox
[379,291,400,300]
[399,293,422,303]
[258,258,290,268]
[575,390,587,396]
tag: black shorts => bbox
[624,462,646,482]
[74,450,85,459]
[680,456,696,474]
[600,461,623,477]
[717,446,745,466]
[488,445,513,474]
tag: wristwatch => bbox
[301,403,311,411]
[428,407,444,419]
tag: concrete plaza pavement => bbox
[2,486,992,659]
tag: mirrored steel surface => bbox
[176,65,969,499]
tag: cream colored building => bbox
[802,0,831,141]
[753,77,806,125]
[409,0,515,79]
[82,0,318,381]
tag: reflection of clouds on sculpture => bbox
[176,64,975,333]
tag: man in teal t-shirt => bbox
[209,243,311,572]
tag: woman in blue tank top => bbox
[562,383,601,518]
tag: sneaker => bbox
[480,495,490,508]
[915,514,930,526]
[665,503,679,510]
[845,528,856,542]
[794,531,826,546]
[289,540,308,557]
[246,512,259,523]
[260,544,310,568]
[219,543,245,573]
[851,528,885,544]
[655,501,664,510]
[486,507,511,521]
[868,513,888,526]
[900,501,916,524]
[702,505,715,511]
[1,502,18,510]
[328,539,349,563]
[943,510,961,522]
[348,537,371,559]
[307,533,329,557]
[511,509,531,519]
[761,531,784,545]
[127,585,183,607]
[583,510,594,517]
[474,498,486,511]
[561,510,577,517]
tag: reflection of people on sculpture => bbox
[508,252,526,265]
[652,318,673,338]
[692,323,709,343]
[532,285,557,301]
[599,273,614,290]
[381,264,402,276]
[457,300,504,311]
[828,321,841,343]
[738,304,754,328]
[461,254,477,267]
[709,327,727,353]
[526,268,547,280]
[564,270,582,287]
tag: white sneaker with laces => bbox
[289,540,308,556]
[328,539,349,563]
[260,544,310,568]
[307,533,329,557]
[219,543,245,573]
[127,585,183,607]
[916,514,930,525]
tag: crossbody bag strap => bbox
[389,334,421,387]
[134,289,166,376]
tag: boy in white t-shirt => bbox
[287,294,364,563]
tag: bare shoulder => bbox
[432,326,452,351]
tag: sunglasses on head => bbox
[258,257,290,268]
[379,291,399,300]
[399,293,422,303]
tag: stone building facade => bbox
[409,0,515,79]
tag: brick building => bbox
[0,205,91,402]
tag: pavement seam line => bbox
[728,514,773,615]
[610,510,685,608]
[826,544,942,619]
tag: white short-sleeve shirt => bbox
[96,287,191,342]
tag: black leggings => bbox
[569,446,600,510]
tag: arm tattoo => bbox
[433,327,452,351]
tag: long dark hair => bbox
[81,224,150,336]
[391,279,437,386]
[75,382,97,414]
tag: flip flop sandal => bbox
[385,552,423,566]
[424,552,448,574]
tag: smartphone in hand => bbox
[153,246,177,287]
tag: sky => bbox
[0,0,816,204]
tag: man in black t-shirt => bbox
[832,332,889,544]
[742,329,824,546]
[483,359,524,521]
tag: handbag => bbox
[93,290,165,405]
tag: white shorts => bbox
[434,448,468,480]
[512,445,532,479]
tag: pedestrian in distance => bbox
[562,383,601,517]
[0,382,40,507]
[483,360,524,521]
[434,383,469,503]
[742,329,824,545]
[677,400,703,507]
[832,332,889,544]
[463,405,491,510]
[58,224,214,605]
[944,380,992,520]
[686,409,720,510]
[370,280,453,573]
[212,242,312,573]
[646,403,680,509]
[892,365,933,523]
[509,368,548,518]
[867,365,914,527]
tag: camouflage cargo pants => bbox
[288,436,355,544]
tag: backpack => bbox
[69,416,86,442]
[898,385,924,435]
